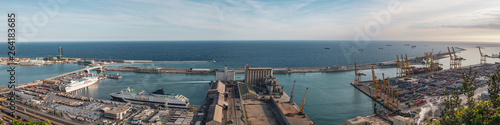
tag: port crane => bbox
[371,66,381,99]
[396,55,403,77]
[478,46,488,65]
[401,54,415,77]
[371,67,399,110]
[447,47,456,69]
[425,50,442,73]
[300,88,308,115]
[353,62,366,86]
[448,47,465,69]
[381,73,398,109]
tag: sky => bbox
[1,0,500,42]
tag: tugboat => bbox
[104,73,122,79]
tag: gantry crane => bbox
[447,47,465,69]
[354,62,366,86]
[396,55,403,77]
[381,73,398,109]
[371,66,381,99]
[478,46,488,65]
[452,47,465,68]
[402,54,415,77]
[447,47,456,69]
[425,50,442,73]
[300,88,309,115]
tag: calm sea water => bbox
[1,41,500,124]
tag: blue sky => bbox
[1,0,500,42]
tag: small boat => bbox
[378,48,383,49]
[411,45,416,48]
[358,49,363,51]
[386,44,392,46]
[324,47,330,50]
[405,44,410,46]
[104,73,122,79]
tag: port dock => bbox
[199,65,315,125]
[347,63,500,124]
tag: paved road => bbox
[15,103,83,125]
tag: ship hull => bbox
[110,93,188,108]
[64,77,98,92]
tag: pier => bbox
[67,58,216,63]
[104,64,393,74]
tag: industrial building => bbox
[104,105,132,120]
[216,65,235,82]
[244,64,273,86]
[205,81,227,125]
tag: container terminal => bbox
[344,47,500,125]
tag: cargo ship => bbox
[110,87,189,108]
[62,75,99,92]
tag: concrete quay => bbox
[104,63,393,74]
[68,57,215,63]
[349,63,500,124]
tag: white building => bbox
[216,65,235,82]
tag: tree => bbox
[439,87,462,125]
[488,66,500,107]
[461,67,478,107]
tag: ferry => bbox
[62,75,99,92]
[110,87,189,108]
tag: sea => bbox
[1,41,500,124]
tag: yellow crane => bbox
[371,66,381,99]
[354,62,366,86]
[447,47,456,69]
[396,55,403,77]
[403,54,415,77]
[452,47,465,68]
[300,88,309,115]
[479,46,488,65]
[382,73,388,100]
[383,75,399,109]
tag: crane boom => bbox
[300,88,309,115]
[447,47,453,60]
[290,80,295,102]
[452,47,457,59]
